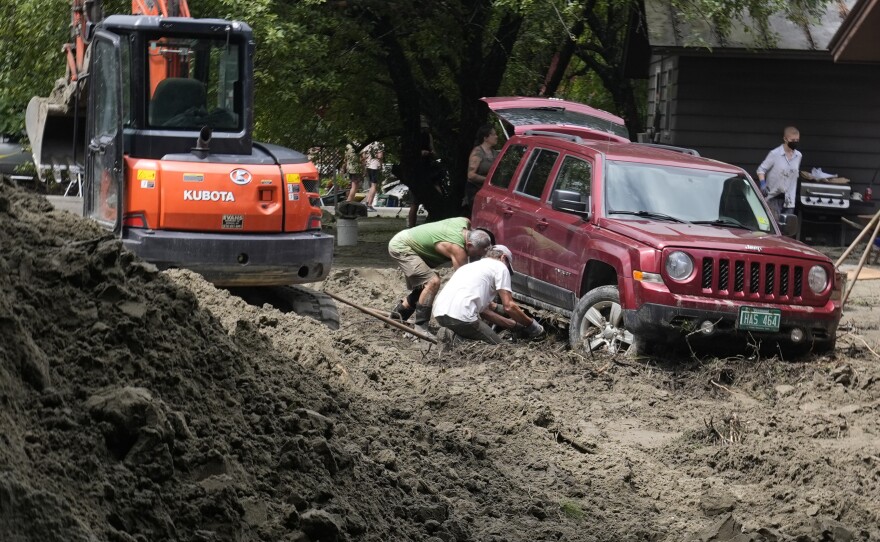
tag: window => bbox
[649,61,673,140]
[121,36,132,127]
[93,40,120,137]
[552,156,592,198]
[516,148,559,199]
[146,36,242,130]
[491,144,526,189]
[604,161,771,232]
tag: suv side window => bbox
[552,156,592,199]
[517,148,559,199]
[491,144,527,189]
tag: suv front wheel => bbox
[569,285,647,357]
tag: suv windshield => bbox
[604,161,772,232]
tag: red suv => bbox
[472,98,842,355]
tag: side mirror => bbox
[778,213,799,237]
[551,189,589,217]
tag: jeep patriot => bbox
[471,105,841,355]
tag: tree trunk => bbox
[540,19,585,97]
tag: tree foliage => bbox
[0,0,831,216]
[0,1,69,135]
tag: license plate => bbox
[737,306,781,332]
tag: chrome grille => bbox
[698,255,805,301]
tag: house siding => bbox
[648,55,880,191]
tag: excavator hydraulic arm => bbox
[132,0,190,17]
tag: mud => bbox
[1,180,878,541]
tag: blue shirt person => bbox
[757,126,801,219]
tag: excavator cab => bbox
[29,12,333,287]
[83,18,253,229]
[95,16,329,286]
[24,1,337,326]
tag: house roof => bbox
[645,0,855,54]
[829,0,880,62]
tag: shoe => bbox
[413,323,436,340]
[390,302,415,322]
[437,327,454,345]
[436,327,465,348]
[523,320,545,339]
[366,206,377,212]
[411,304,435,340]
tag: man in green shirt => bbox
[388,216,492,336]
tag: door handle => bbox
[502,207,513,217]
[88,142,106,154]
[536,219,549,230]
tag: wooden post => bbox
[835,209,880,268]
[842,211,880,309]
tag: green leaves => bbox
[0,1,69,134]
[0,0,832,215]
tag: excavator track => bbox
[227,285,340,330]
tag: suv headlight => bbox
[808,265,828,294]
[665,251,694,281]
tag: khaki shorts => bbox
[388,247,435,289]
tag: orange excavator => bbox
[26,0,338,325]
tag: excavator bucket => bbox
[25,93,86,182]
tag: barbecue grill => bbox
[796,181,868,246]
[799,182,851,211]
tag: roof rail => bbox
[522,130,584,144]
[635,143,700,157]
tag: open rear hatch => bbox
[481,96,630,143]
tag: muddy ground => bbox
[1,180,878,541]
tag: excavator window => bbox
[146,36,241,131]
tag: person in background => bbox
[388,216,492,337]
[463,123,499,217]
[757,126,801,220]
[408,117,436,228]
[361,141,384,212]
[433,245,544,345]
[344,143,364,204]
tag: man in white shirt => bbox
[433,245,543,344]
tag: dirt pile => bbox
[0,180,494,541]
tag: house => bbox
[830,0,880,63]
[630,0,880,198]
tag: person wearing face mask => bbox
[757,126,802,219]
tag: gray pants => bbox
[435,314,503,345]
[767,195,794,221]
